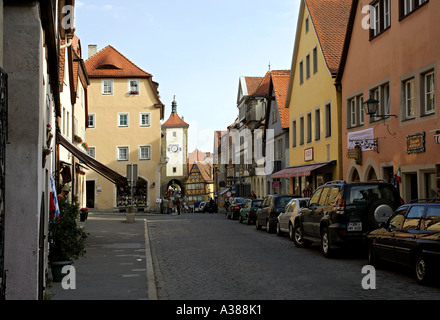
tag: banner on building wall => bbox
[348,128,375,151]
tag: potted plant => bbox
[49,199,88,282]
[80,207,89,222]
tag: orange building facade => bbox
[337,0,439,202]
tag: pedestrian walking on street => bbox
[176,198,181,215]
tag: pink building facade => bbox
[337,0,439,202]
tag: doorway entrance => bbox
[405,173,418,202]
[86,180,95,209]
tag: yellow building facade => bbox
[85,45,164,212]
[285,0,352,196]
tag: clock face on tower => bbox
[170,144,179,153]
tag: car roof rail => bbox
[409,198,440,203]
[324,180,347,185]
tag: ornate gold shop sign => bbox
[407,132,426,154]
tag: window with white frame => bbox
[315,108,321,141]
[382,83,391,116]
[313,47,318,74]
[129,79,140,94]
[424,71,435,115]
[102,80,113,95]
[88,114,96,128]
[299,116,305,145]
[348,95,364,128]
[369,83,390,120]
[400,0,428,18]
[140,113,151,127]
[118,147,129,161]
[307,113,312,143]
[349,98,357,127]
[118,113,129,127]
[325,104,332,138]
[87,147,96,159]
[306,54,311,79]
[404,78,416,119]
[370,0,391,38]
[139,146,151,160]
[292,120,297,147]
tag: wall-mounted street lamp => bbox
[363,97,398,119]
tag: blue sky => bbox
[75,0,300,152]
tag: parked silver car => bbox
[277,198,309,240]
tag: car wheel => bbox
[239,215,243,223]
[246,215,251,225]
[292,224,311,248]
[289,224,294,241]
[276,222,282,236]
[256,219,262,230]
[321,228,333,258]
[266,220,273,233]
[415,253,432,285]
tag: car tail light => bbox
[235,205,240,210]
[337,198,346,215]
[249,209,254,214]
[400,197,405,205]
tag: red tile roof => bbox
[271,70,291,129]
[305,0,352,74]
[85,45,152,78]
[161,112,189,128]
[245,77,264,96]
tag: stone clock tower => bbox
[160,97,189,198]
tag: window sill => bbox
[369,26,391,41]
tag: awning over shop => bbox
[270,161,336,179]
[57,132,127,184]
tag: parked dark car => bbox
[256,195,298,233]
[292,181,403,258]
[239,199,263,224]
[368,199,440,285]
[227,197,250,220]
[203,200,218,213]
[276,198,309,239]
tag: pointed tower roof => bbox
[162,97,189,128]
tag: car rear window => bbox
[252,200,262,207]
[298,200,308,208]
[424,206,440,231]
[275,196,294,208]
[346,185,398,205]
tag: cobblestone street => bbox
[148,213,440,300]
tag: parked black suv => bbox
[256,195,298,233]
[292,181,403,258]
[368,199,440,285]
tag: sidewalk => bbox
[49,212,158,300]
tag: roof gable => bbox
[306,0,352,75]
[270,71,291,129]
[85,45,152,78]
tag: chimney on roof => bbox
[88,44,98,59]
